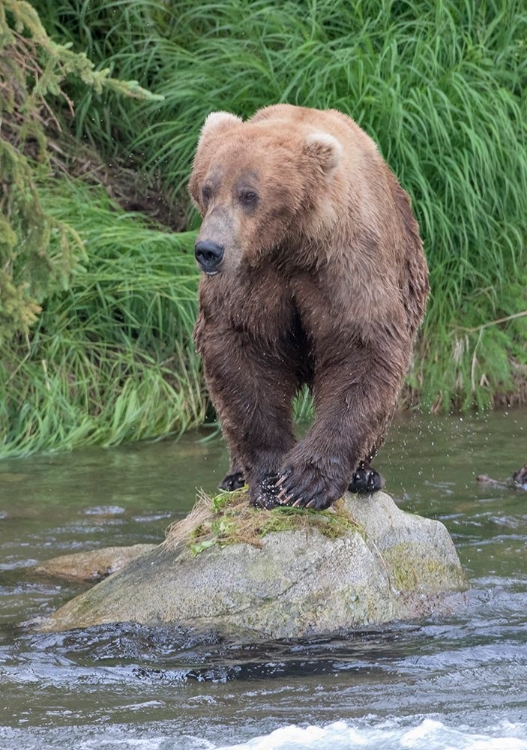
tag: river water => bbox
[1,409,527,749]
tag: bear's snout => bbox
[195,240,224,276]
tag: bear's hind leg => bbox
[348,461,384,494]
[219,471,245,492]
[219,459,246,492]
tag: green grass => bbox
[163,489,361,556]
[0,182,205,457]
[2,0,527,457]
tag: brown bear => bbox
[189,104,429,510]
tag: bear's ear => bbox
[198,111,243,147]
[304,132,342,174]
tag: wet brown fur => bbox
[189,104,429,509]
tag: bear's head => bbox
[189,110,342,276]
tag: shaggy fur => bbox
[189,104,429,510]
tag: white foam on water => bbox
[75,734,215,749]
[3,720,527,750]
[216,719,527,750]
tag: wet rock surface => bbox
[35,544,156,582]
[41,491,469,638]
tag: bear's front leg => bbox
[275,339,403,509]
[199,326,298,508]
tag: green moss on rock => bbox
[383,542,469,592]
[165,489,362,556]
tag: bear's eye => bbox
[238,189,258,208]
[202,185,213,204]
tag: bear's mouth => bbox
[204,270,220,277]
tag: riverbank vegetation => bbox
[1,0,526,457]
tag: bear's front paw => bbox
[250,473,282,510]
[274,464,343,510]
[219,471,246,492]
[348,464,384,494]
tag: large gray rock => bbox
[40,492,468,637]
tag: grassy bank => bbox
[1,183,205,457]
[1,0,526,457]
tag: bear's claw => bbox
[251,462,382,510]
[274,464,338,510]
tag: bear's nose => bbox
[195,240,224,275]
